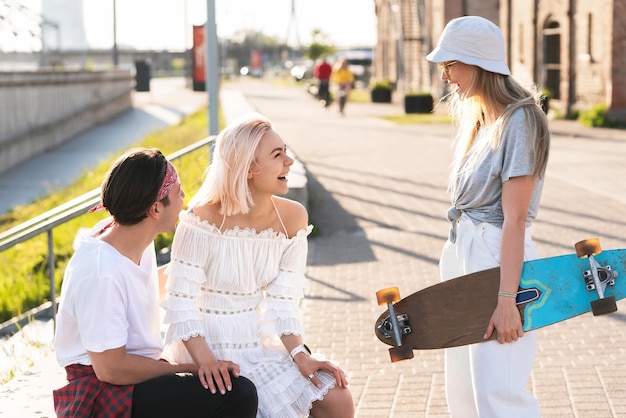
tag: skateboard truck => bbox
[575,238,619,316]
[583,266,616,291]
[376,287,414,362]
[379,313,411,340]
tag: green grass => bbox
[0,109,215,324]
[381,113,453,124]
[348,89,371,103]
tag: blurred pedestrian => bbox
[331,58,355,115]
[427,16,550,418]
[314,57,333,106]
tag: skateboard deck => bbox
[375,239,625,362]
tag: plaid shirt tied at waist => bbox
[53,364,134,418]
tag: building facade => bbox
[374,0,626,121]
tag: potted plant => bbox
[370,79,393,103]
[404,92,434,114]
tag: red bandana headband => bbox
[157,160,178,201]
[88,160,177,213]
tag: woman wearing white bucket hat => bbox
[427,16,550,418]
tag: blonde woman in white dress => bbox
[161,113,354,418]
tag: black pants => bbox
[318,80,330,101]
[131,373,257,418]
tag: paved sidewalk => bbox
[2,78,626,417]
[229,79,626,417]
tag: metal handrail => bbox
[0,135,215,330]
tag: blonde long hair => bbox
[189,113,273,215]
[447,67,550,192]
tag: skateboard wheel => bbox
[376,287,401,306]
[575,238,602,258]
[389,344,414,363]
[591,296,617,316]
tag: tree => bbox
[220,30,288,70]
[307,29,335,60]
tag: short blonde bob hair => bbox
[189,112,273,215]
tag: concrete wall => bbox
[0,69,133,175]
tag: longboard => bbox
[375,238,625,362]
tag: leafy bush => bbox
[405,91,432,97]
[578,104,614,127]
[370,79,392,91]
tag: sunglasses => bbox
[438,61,458,76]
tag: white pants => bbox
[439,215,540,418]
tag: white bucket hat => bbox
[426,16,511,76]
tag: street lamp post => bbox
[205,0,218,136]
[40,18,60,67]
[112,0,118,67]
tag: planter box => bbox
[404,94,433,114]
[371,88,392,103]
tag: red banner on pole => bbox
[250,50,262,71]
[192,25,206,91]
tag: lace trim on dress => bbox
[251,361,337,418]
[180,331,205,342]
[199,306,256,315]
[200,286,260,296]
[182,210,313,240]
[167,291,194,300]
[217,196,289,237]
[260,317,304,337]
[163,318,206,344]
[209,341,262,351]
[266,294,298,301]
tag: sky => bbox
[1,0,377,52]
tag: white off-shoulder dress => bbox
[161,208,337,418]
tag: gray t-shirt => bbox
[446,108,544,242]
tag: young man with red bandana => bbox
[53,148,258,417]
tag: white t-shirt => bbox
[54,220,164,367]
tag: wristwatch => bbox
[290,343,311,360]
